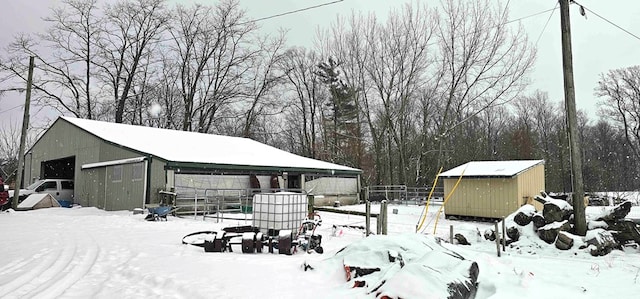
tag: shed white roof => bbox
[438,160,544,178]
[60,117,360,173]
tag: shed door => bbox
[104,162,146,211]
[81,168,105,209]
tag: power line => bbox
[425,6,558,48]
[238,0,344,26]
[0,104,24,115]
[25,0,347,66]
[535,2,559,45]
[504,7,557,25]
[572,0,640,42]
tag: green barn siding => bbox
[27,120,101,184]
[27,119,168,211]
[102,162,144,211]
[80,168,105,209]
[148,158,168,205]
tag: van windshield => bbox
[26,180,44,190]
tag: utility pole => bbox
[12,56,34,209]
[559,0,586,235]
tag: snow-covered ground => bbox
[1,203,639,298]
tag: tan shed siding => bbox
[487,178,518,218]
[516,164,545,211]
[443,162,546,219]
[444,176,518,218]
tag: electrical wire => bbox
[504,7,557,26]
[535,2,559,46]
[237,0,344,26]
[0,104,24,115]
[572,0,640,42]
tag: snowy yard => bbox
[1,203,639,298]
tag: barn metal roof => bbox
[59,117,361,175]
[438,160,544,178]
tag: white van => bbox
[9,179,74,205]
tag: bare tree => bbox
[279,47,326,159]
[169,0,257,133]
[596,66,640,160]
[0,0,101,119]
[238,31,288,139]
[93,0,169,123]
[433,0,536,166]
[361,3,436,184]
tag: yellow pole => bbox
[433,165,467,234]
[416,166,443,232]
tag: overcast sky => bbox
[1,0,639,129]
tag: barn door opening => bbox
[41,156,75,179]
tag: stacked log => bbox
[494,192,639,256]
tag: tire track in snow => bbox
[0,238,66,297]
[27,230,100,299]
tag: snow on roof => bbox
[438,160,544,178]
[60,117,360,173]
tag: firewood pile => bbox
[483,192,640,256]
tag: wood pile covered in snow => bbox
[482,192,640,256]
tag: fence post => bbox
[495,222,501,257]
[450,225,454,244]
[307,194,315,218]
[194,189,198,220]
[501,218,506,252]
[381,200,388,235]
[365,201,371,236]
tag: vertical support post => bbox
[501,218,506,251]
[365,200,371,236]
[559,0,586,235]
[194,189,198,220]
[494,222,501,257]
[381,200,388,235]
[449,225,454,244]
[307,194,315,218]
[12,56,34,209]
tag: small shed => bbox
[17,193,61,210]
[439,160,545,220]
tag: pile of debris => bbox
[307,234,479,299]
[484,192,640,256]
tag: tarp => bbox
[17,193,61,210]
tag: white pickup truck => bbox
[9,179,74,205]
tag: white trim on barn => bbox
[81,157,147,169]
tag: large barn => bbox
[23,117,362,211]
[439,160,545,220]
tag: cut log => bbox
[454,233,470,245]
[542,200,573,224]
[555,231,574,250]
[537,221,570,244]
[506,227,520,242]
[595,201,632,222]
[584,229,618,256]
[514,211,533,226]
[483,228,496,241]
[532,213,546,229]
[607,220,640,245]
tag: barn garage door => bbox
[81,157,148,211]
